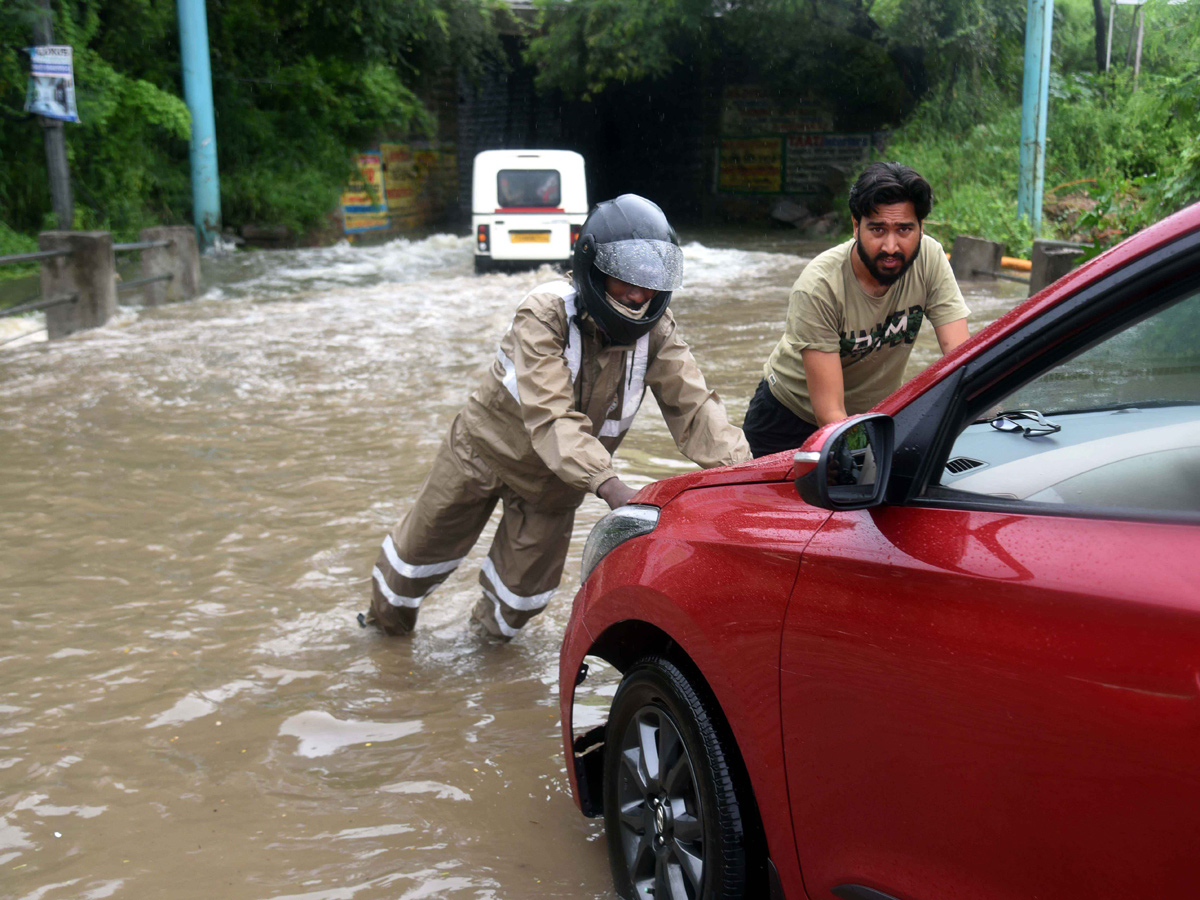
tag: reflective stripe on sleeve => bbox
[381,534,464,579]
[562,291,582,384]
[480,556,557,612]
[496,283,582,406]
[497,347,520,402]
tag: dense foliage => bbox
[881,0,1200,254]
[528,0,1199,254]
[1,0,1195,259]
[526,0,918,128]
[0,0,499,248]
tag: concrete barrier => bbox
[950,236,1004,281]
[139,226,201,306]
[1028,240,1086,296]
[39,231,117,339]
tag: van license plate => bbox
[510,232,551,244]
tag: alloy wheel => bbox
[614,705,705,900]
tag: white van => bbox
[471,150,588,274]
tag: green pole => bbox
[177,0,221,250]
[1018,0,1054,236]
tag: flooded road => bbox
[0,230,1026,899]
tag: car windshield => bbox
[1008,289,1200,415]
[936,288,1200,514]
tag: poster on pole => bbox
[24,45,79,123]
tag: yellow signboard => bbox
[380,143,416,212]
[342,153,388,233]
[342,153,385,210]
[718,138,783,193]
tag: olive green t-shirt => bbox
[764,234,969,424]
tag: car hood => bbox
[631,450,797,508]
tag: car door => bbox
[780,239,1200,900]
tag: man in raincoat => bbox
[363,194,750,640]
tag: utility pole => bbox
[1104,1,1150,85]
[177,0,222,250]
[1132,3,1146,89]
[1105,0,1116,70]
[1018,0,1054,237]
[33,0,73,230]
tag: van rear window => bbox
[497,170,561,209]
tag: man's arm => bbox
[801,348,848,427]
[923,236,971,355]
[934,317,970,356]
[596,476,638,509]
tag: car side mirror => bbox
[793,414,895,510]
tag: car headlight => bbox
[580,504,660,584]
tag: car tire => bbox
[473,255,492,275]
[603,656,747,900]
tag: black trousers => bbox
[742,379,819,459]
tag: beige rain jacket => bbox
[460,280,750,510]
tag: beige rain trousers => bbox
[369,414,575,638]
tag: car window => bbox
[931,289,1200,515]
[497,170,561,208]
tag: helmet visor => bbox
[593,239,684,292]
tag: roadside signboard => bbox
[718,137,784,193]
[784,133,872,195]
[380,143,417,223]
[342,153,389,234]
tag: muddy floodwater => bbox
[0,230,1026,899]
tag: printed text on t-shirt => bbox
[839,305,924,364]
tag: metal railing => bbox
[117,273,173,293]
[0,326,48,346]
[0,226,198,344]
[0,247,72,266]
[0,292,78,319]
[114,240,172,253]
[0,249,76,328]
[1,240,174,323]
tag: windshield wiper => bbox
[1038,399,1200,416]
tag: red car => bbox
[560,202,1200,900]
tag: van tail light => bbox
[570,224,581,250]
[477,224,490,253]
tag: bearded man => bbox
[743,162,972,458]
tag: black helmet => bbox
[572,194,683,345]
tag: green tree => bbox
[525,0,917,127]
[0,0,502,242]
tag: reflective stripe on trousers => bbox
[372,534,465,609]
[371,412,575,635]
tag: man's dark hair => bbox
[847,162,933,222]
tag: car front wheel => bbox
[603,656,747,900]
